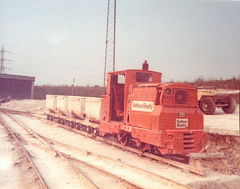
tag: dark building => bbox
[0,74,35,99]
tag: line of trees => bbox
[33,77,239,100]
[33,85,105,99]
[189,76,240,90]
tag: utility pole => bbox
[103,0,117,87]
[0,46,11,74]
[71,78,75,95]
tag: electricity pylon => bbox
[0,46,11,74]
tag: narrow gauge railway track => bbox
[0,110,100,189]
[0,108,206,177]
[1,111,140,188]
[25,136,191,189]
[0,109,191,189]
[0,115,49,189]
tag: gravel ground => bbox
[204,105,239,136]
[0,126,25,189]
[1,99,240,189]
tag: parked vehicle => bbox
[197,87,237,115]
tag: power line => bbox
[103,0,117,87]
[0,46,11,74]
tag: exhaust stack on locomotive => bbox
[46,61,208,154]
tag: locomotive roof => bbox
[108,69,162,75]
[137,82,196,89]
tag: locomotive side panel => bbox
[128,87,158,130]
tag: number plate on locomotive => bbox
[176,119,188,128]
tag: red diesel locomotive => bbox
[99,61,208,154]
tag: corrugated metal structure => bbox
[0,74,35,99]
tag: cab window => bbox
[136,73,152,83]
[175,90,188,104]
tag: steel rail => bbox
[22,139,141,189]
[1,110,99,189]
[0,116,49,189]
[18,128,191,189]
[45,137,192,189]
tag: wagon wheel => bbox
[76,123,81,130]
[117,133,129,146]
[57,117,61,123]
[93,128,99,136]
[70,121,75,128]
[150,145,158,154]
[87,126,93,134]
[199,97,216,115]
[49,115,53,121]
[138,142,150,152]
[60,118,64,124]
[64,120,70,126]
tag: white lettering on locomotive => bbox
[131,101,154,112]
[176,119,188,128]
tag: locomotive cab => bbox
[100,60,161,124]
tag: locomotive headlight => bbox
[178,111,186,117]
[165,88,171,94]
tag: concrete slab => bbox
[204,105,239,136]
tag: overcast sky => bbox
[0,0,240,86]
